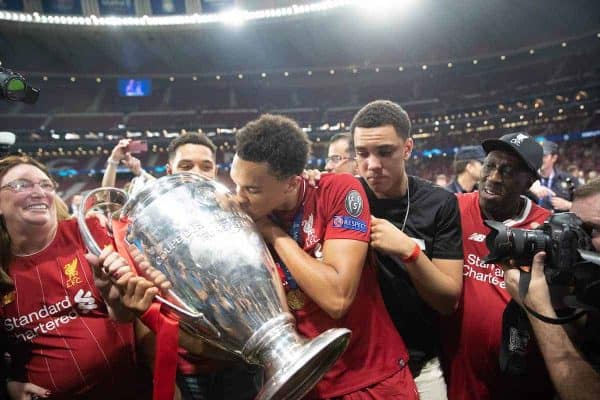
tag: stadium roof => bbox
[0,0,598,75]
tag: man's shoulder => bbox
[530,201,552,216]
[411,175,458,206]
[412,175,452,196]
[445,180,461,193]
[317,173,364,196]
[524,200,551,225]
[320,172,360,187]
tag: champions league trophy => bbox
[78,173,351,400]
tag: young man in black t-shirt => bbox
[350,100,464,400]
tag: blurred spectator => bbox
[69,194,82,216]
[566,164,586,185]
[530,141,579,211]
[435,174,448,187]
[446,145,486,193]
[324,133,357,175]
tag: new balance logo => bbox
[468,233,487,242]
[74,289,97,314]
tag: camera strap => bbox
[519,271,587,325]
[499,300,532,375]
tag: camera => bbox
[484,213,600,309]
[0,67,39,104]
[484,213,592,278]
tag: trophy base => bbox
[255,327,351,400]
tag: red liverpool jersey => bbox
[273,174,411,399]
[1,218,141,400]
[443,192,553,400]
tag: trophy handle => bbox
[154,290,221,339]
[78,187,129,256]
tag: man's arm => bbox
[504,252,600,400]
[370,216,462,315]
[102,139,131,187]
[530,180,555,200]
[257,218,367,319]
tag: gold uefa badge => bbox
[2,291,16,306]
[286,289,306,310]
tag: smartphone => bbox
[127,140,148,154]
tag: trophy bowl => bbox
[78,173,351,400]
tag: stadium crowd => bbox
[1,98,599,400]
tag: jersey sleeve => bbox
[323,174,371,243]
[432,192,464,260]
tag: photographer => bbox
[530,140,580,211]
[503,178,600,400]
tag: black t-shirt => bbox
[361,175,463,359]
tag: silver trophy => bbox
[78,173,351,400]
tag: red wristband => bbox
[401,243,421,264]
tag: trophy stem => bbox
[243,314,351,400]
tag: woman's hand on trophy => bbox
[116,275,160,316]
[127,244,172,293]
[86,245,137,321]
[86,246,131,295]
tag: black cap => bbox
[455,145,486,162]
[541,140,558,155]
[482,132,542,179]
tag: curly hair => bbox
[167,132,217,162]
[235,114,311,179]
[350,100,412,139]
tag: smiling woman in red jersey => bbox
[0,155,149,400]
